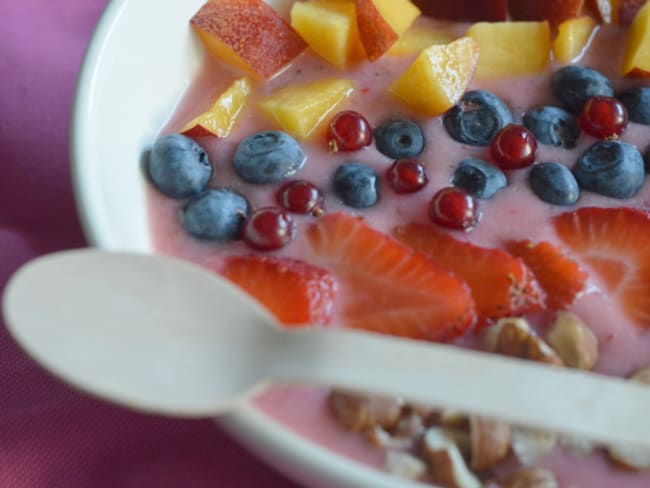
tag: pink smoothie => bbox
[148,16,650,487]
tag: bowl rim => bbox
[68,1,424,487]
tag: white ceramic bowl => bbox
[70,1,426,486]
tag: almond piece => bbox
[505,468,559,488]
[384,451,427,481]
[421,428,481,488]
[469,416,511,471]
[547,311,599,370]
[328,390,403,432]
[486,318,564,366]
[511,427,557,467]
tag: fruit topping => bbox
[523,106,580,149]
[277,180,325,216]
[333,163,381,208]
[147,134,212,199]
[307,213,476,341]
[389,36,480,117]
[553,207,650,328]
[586,0,620,24]
[410,0,507,22]
[428,187,480,232]
[551,66,614,113]
[327,110,373,153]
[190,0,306,80]
[572,140,644,198]
[553,16,598,64]
[386,158,430,194]
[466,21,551,79]
[528,162,580,206]
[395,224,545,325]
[484,318,564,365]
[181,189,249,241]
[233,131,306,184]
[490,124,538,170]
[508,0,585,26]
[258,78,354,139]
[243,207,296,251]
[221,255,336,325]
[507,240,588,309]
[618,86,650,124]
[620,0,649,25]
[621,2,650,77]
[374,119,425,159]
[443,90,513,146]
[578,95,629,139]
[181,77,252,138]
[387,25,454,56]
[547,311,599,370]
[451,158,507,200]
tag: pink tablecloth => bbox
[0,1,302,486]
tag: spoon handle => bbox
[274,327,650,448]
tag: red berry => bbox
[277,180,325,216]
[327,110,372,152]
[386,158,430,194]
[243,207,296,251]
[429,187,480,232]
[490,124,537,170]
[578,96,628,139]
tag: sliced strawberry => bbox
[394,223,545,326]
[307,213,476,341]
[508,240,589,310]
[553,207,650,329]
[221,255,337,326]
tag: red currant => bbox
[327,110,372,152]
[490,124,537,170]
[429,187,480,232]
[578,96,628,139]
[277,180,325,216]
[386,158,429,194]
[243,207,296,251]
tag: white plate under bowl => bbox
[69,0,427,486]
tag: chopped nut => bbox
[559,434,595,458]
[547,311,598,370]
[511,427,557,467]
[367,410,425,449]
[630,365,650,384]
[485,318,563,366]
[328,390,403,432]
[469,416,511,471]
[367,425,412,450]
[384,451,427,481]
[505,468,558,488]
[440,409,469,428]
[421,428,481,488]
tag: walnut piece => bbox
[328,389,403,432]
[547,311,598,370]
[485,318,563,366]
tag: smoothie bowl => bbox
[71,0,650,486]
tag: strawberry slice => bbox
[221,255,337,326]
[508,240,588,310]
[553,207,650,329]
[394,223,545,326]
[307,213,476,341]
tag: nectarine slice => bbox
[554,16,597,63]
[509,0,585,26]
[409,0,507,22]
[622,1,650,76]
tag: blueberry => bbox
[451,158,507,200]
[443,90,513,146]
[233,131,306,184]
[619,87,650,125]
[551,66,613,113]
[181,189,249,241]
[147,134,212,198]
[573,141,645,199]
[374,120,424,159]
[529,162,580,206]
[523,106,580,149]
[333,163,380,208]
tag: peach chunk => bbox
[554,16,597,63]
[620,0,648,25]
[355,0,421,61]
[290,0,365,68]
[622,1,650,76]
[387,25,454,56]
[389,37,479,116]
[467,21,551,79]
[508,0,585,26]
[190,0,307,80]
[258,79,354,138]
[181,77,252,138]
[409,0,507,22]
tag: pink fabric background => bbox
[0,1,302,486]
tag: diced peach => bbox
[409,0,507,21]
[258,79,354,138]
[389,37,479,116]
[587,0,621,23]
[190,0,307,80]
[553,16,597,63]
[467,21,551,79]
[387,25,454,56]
[622,1,650,76]
[620,0,648,25]
[508,0,585,26]
[181,77,253,138]
[355,0,420,61]
[290,0,364,68]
